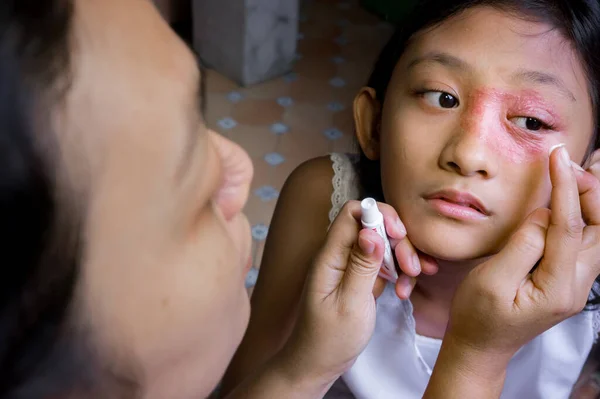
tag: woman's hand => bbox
[272,200,390,390]
[372,204,439,299]
[226,200,423,398]
[424,145,600,398]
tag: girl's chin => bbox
[409,233,500,263]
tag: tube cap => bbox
[361,198,381,224]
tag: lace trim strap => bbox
[591,282,600,343]
[593,311,600,343]
[329,153,360,223]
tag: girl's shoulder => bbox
[279,153,360,223]
[282,155,336,211]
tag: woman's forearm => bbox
[424,335,509,399]
[223,350,336,399]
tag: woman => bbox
[1,0,599,398]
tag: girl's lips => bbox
[426,198,488,221]
[424,188,490,216]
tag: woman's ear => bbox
[354,87,381,160]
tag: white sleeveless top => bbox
[325,153,600,399]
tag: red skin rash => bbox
[460,88,564,163]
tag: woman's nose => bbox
[211,130,254,220]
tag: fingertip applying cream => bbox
[548,143,565,157]
[548,142,583,172]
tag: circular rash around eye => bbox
[460,88,564,164]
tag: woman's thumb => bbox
[486,208,550,286]
[341,229,385,297]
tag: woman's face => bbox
[357,6,594,261]
[57,0,253,396]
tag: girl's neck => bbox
[411,257,490,339]
[416,258,482,302]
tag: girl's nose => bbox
[438,102,499,179]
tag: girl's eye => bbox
[422,91,459,109]
[511,117,546,131]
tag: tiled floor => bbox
[204,0,392,289]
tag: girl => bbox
[222,0,600,397]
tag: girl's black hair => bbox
[357,0,600,306]
[0,1,138,397]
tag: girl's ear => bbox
[354,87,382,160]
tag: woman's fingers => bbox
[395,274,417,299]
[574,161,600,285]
[312,201,364,293]
[377,202,406,240]
[576,167,600,226]
[373,276,386,299]
[340,228,385,301]
[418,252,439,275]
[315,200,388,301]
[538,145,583,287]
[488,208,549,287]
[393,237,421,277]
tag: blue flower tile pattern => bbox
[264,152,285,166]
[323,128,344,141]
[217,117,237,130]
[331,56,346,64]
[251,223,269,241]
[270,122,290,135]
[327,101,345,112]
[334,36,348,46]
[329,77,346,88]
[254,186,280,201]
[245,267,259,288]
[226,91,244,103]
[277,96,294,107]
[283,72,299,83]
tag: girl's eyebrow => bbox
[512,69,576,102]
[407,52,469,72]
[408,51,576,102]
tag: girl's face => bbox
[356,6,594,261]
[57,0,253,396]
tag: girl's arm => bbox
[220,156,336,395]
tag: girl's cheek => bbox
[480,127,548,164]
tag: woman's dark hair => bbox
[0,1,137,397]
[357,0,600,306]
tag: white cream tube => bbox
[360,198,398,282]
